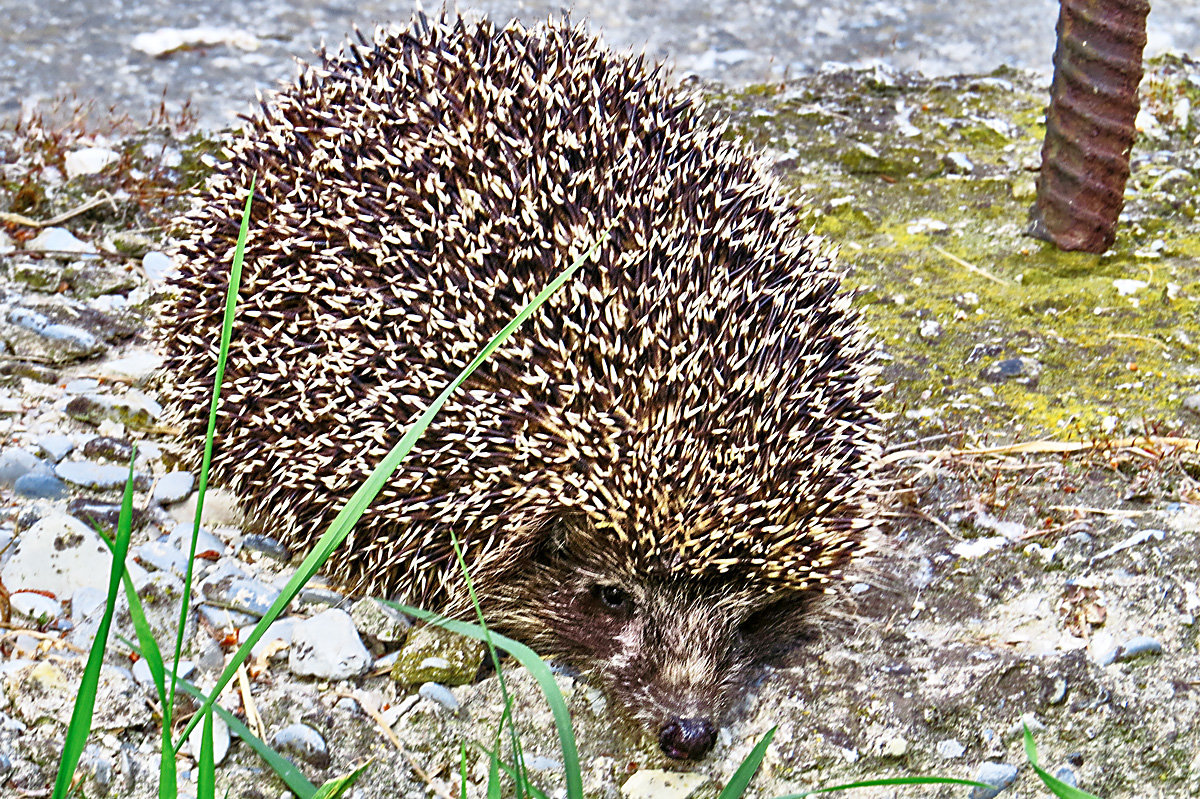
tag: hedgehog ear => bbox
[737,591,821,659]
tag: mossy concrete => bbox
[709,54,1200,444]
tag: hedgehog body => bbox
[160,13,883,760]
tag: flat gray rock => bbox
[1,513,112,599]
[152,470,194,505]
[55,460,135,489]
[289,609,370,680]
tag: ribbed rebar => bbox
[1028,0,1150,253]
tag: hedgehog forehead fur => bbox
[161,14,882,623]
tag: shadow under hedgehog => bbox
[158,12,885,761]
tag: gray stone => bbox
[935,738,965,759]
[36,434,75,462]
[1,514,112,597]
[80,743,115,793]
[12,261,64,291]
[82,436,133,462]
[135,540,189,576]
[11,591,63,623]
[240,617,297,660]
[201,575,280,618]
[0,448,51,486]
[67,498,148,528]
[980,357,1041,387]
[418,682,460,714]
[152,471,194,505]
[297,586,344,606]
[56,459,137,489]
[1183,392,1200,417]
[71,587,108,626]
[65,263,138,298]
[0,306,107,363]
[970,762,1019,799]
[196,603,258,630]
[14,473,68,499]
[64,391,163,431]
[168,522,226,558]
[350,597,412,646]
[1117,636,1163,661]
[8,307,99,348]
[96,349,164,385]
[270,722,329,768]
[289,609,371,679]
[240,533,289,560]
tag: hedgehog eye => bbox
[593,584,630,611]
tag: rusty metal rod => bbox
[1028,0,1150,253]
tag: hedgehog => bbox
[158,13,884,761]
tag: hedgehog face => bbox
[490,528,819,761]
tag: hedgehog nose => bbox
[658,717,718,760]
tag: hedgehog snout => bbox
[658,717,718,760]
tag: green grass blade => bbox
[51,453,137,799]
[488,746,502,799]
[198,710,216,799]
[113,534,177,798]
[773,776,996,798]
[1024,725,1101,799]
[311,762,372,799]
[170,176,256,717]
[176,229,608,749]
[386,604,582,799]
[460,743,469,799]
[717,727,775,799]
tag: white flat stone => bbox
[288,609,370,679]
[64,147,119,179]
[1,513,113,598]
[26,227,96,254]
[131,27,259,57]
[621,770,709,799]
[11,591,62,623]
[187,708,231,765]
[142,251,175,283]
[152,470,194,505]
[97,349,164,384]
